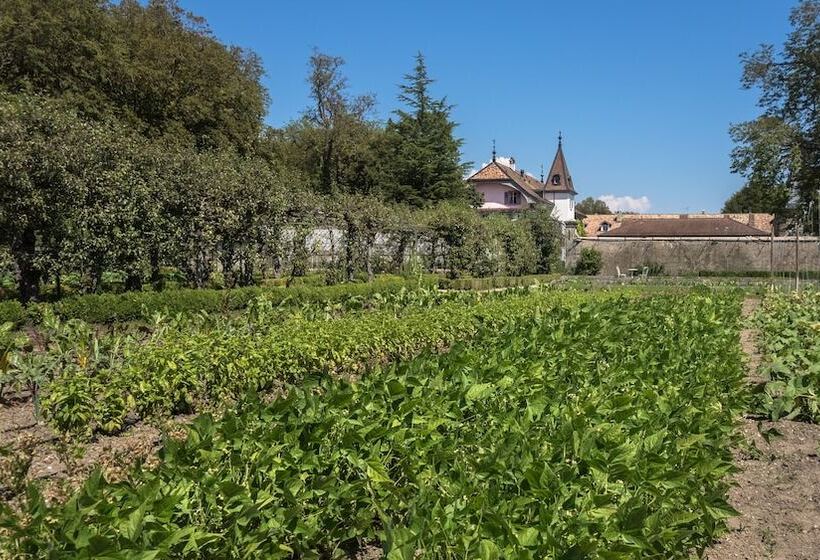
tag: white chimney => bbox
[496,156,516,171]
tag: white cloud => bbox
[598,194,652,213]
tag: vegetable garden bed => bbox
[0,290,747,558]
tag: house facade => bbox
[467,137,577,223]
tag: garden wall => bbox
[566,236,820,276]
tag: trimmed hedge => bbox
[696,270,820,280]
[43,276,433,324]
[441,274,558,291]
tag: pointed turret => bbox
[544,132,576,194]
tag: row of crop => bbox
[36,287,614,436]
[0,284,481,410]
[753,289,820,422]
[0,275,438,326]
[0,290,746,558]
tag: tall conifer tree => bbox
[383,54,470,206]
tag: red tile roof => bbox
[598,216,769,237]
[467,160,551,204]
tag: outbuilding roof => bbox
[598,216,769,237]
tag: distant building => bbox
[467,136,577,222]
[583,213,773,237]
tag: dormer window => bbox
[551,174,561,185]
[504,191,521,205]
[599,222,611,232]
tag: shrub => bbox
[574,247,602,275]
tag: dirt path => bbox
[705,298,820,560]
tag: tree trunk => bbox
[150,248,162,291]
[124,272,143,292]
[16,227,40,303]
[345,218,355,282]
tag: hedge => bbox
[8,275,436,325]
[441,274,558,291]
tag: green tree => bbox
[574,247,602,276]
[521,207,564,273]
[383,54,471,207]
[727,1,819,230]
[0,0,268,152]
[0,95,92,302]
[279,51,380,196]
[576,197,611,215]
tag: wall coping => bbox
[577,236,820,242]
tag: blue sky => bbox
[181,0,795,213]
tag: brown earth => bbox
[0,400,190,506]
[705,298,820,560]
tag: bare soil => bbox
[0,400,189,506]
[705,298,820,560]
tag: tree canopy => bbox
[724,1,820,230]
[381,54,472,207]
[576,197,612,215]
[0,0,268,152]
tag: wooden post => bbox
[795,221,800,292]
[770,224,774,286]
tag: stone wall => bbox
[566,236,820,275]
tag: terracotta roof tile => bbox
[468,161,550,203]
[598,216,768,237]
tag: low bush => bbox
[444,274,558,291]
[753,289,820,422]
[39,288,614,435]
[574,247,603,275]
[0,300,25,326]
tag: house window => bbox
[504,191,521,205]
[599,222,611,232]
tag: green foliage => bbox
[0,301,25,326]
[522,206,564,273]
[484,215,539,276]
[753,289,820,421]
[0,0,268,151]
[576,197,611,215]
[445,274,558,291]
[723,118,796,217]
[45,276,429,324]
[38,287,601,435]
[381,53,472,206]
[0,291,746,558]
[574,247,603,276]
[727,2,820,230]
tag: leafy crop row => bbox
[0,291,746,558]
[753,289,820,422]
[37,288,612,436]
